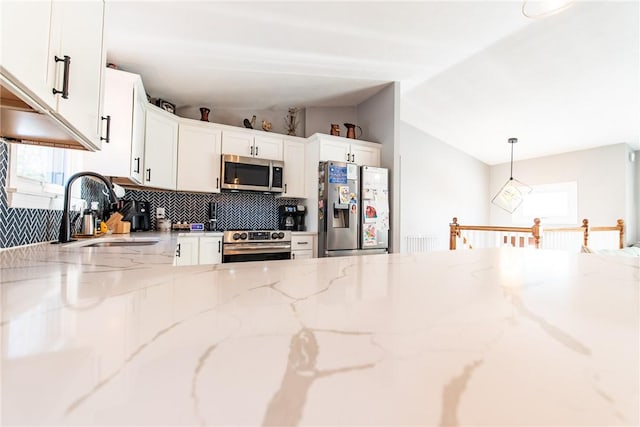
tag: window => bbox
[6,143,82,210]
[512,181,578,226]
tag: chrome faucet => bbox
[57,171,119,244]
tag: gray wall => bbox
[304,106,357,137]
[398,123,490,251]
[356,83,400,251]
[177,106,306,138]
[489,143,637,244]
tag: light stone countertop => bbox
[1,233,638,426]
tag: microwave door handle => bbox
[268,161,273,190]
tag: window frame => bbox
[5,142,83,211]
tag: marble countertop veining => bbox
[1,233,639,426]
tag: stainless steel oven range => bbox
[222,230,291,263]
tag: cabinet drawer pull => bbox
[216,177,219,189]
[146,168,151,182]
[134,157,140,173]
[218,240,221,253]
[297,241,309,245]
[284,183,287,193]
[53,55,71,99]
[100,115,111,143]
[176,243,181,257]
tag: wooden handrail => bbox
[450,218,625,251]
[450,217,540,250]
[590,219,624,249]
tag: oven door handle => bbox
[223,245,291,255]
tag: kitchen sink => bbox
[62,237,160,248]
[83,240,160,247]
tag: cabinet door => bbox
[130,78,147,184]
[222,130,253,157]
[199,236,222,265]
[281,139,306,198]
[174,236,199,266]
[320,139,351,163]
[51,0,105,148]
[0,0,56,109]
[292,250,313,260]
[351,143,380,167]
[144,107,178,190]
[254,134,283,160]
[178,123,222,192]
[83,68,133,177]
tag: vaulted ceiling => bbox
[105,1,639,164]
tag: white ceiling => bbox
[104,1,639,164]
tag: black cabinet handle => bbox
[134,157,140,173]
[216,177,219,189]
[255,146,259,156]
[298,241,308,245]
[176,243,181,258]
[284,183,287,193]
[146,168,151,182]
[100,115,111,143]
[52,55,71,99]
[346,153,350,161]
[292,253,295,260]
[351,153,355,162]
[218,240,221,253]
[250,146,254,156]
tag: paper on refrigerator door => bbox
[363,224,377,246]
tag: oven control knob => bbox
[271,232,278,239]
[278,232,284,239]
[232,232,241,240]
[240,232,248,240]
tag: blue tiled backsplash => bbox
[0,141,302,249]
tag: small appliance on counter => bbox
[208,202,219,231]
[120,200,151,232]
[279,205,306,231]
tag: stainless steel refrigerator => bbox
[318,161,389,257]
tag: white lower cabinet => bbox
[174,236,199,266]
[199,235,223,265]
[291,234,315,260]
[174,234,223,266]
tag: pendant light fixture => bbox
[522,0,574,19]
[491,138,532,213]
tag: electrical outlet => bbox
[156,207,165,219]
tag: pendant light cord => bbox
[510,141,514,180]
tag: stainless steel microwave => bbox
[221,154,284,192]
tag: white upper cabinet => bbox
[281,137,306,198]
[51,0,106,148]
[0,0,56,108]
[318,135,380,166]
[349,142,380,167]
[0,0,106,150]
[222,129,283,161]
[83,68,146,184]
[177,120,222,193]
[144,105,178,190]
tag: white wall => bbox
[304,107,357,137]
[489,143,637,244]
[176,106,306,137]
[399,123,490,252]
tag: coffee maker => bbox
[120,200,151,231]
[279,205,306,231]
[208,202,218,231]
